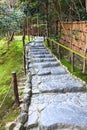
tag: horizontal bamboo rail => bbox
[48,38,87,59]
[47,37,87,73]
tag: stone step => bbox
[24,36,87,130]
[28,53,51,58]
[31,57,56,63]
[29,66,67,77]
[29,49,48,52]
[27,53,53,58]
[29,46,46,50]
[30,51,49,55]
[31,53,53,57]
[26,93,87,130]
[30,44,44,47]
[32,74,86,93]
[29,61,60,69]
[35,66,68,76]
[37,66,67,75]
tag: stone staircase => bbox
[15,36,87,130]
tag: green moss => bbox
[0,106,20,130]
[0,35,34,129]
[61,58,87,83]
[0,36,24,129]
[4,106,20,122]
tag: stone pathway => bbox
[25,36,87,130]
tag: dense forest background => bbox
[0,0,87,39]
[0,0,87,129]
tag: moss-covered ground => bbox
[0,36,29,130]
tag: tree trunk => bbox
[27,17,30,41]
[56,18,58,37]
[45,0,49,38]
[10,32,14,41]
[7,32,14,48]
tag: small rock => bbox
[21,103,29,113]
[18,112,28,124]
[24,87,31,95]
[13,123,25,130]
[23,94,30,103]
[27,72,32,82]
[26,83,32,88]
[27,111,38,128]
[5,122,16,130]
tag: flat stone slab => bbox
[26,93,87,130]
[29,66,67,77]
[32,74,85,84]
[37,66,67,75]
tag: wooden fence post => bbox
[82,33,87,74]
[47,38,49,47]
[51,40,53,50]
[12,72,19,106]
[57,45,61,60]
[83,59,86,73]
[71,52,75,72]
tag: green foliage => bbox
[0,3,24,38]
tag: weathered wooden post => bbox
[12,72,19,106]
[70,22,75,72]
[57,44,61,60]
[83,58,86,74]
[71,52,75,72]
[51,40,53,50]
[47,38,49,47]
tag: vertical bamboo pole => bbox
[45,0,49,40]
[86,0,87,12]
[83,33,87,74]
[57,45,61,60]
[70,22,75,72]
[71,53,75,72]
[57,20,61,59]
[83,58,86,74]
[51,40,53,50]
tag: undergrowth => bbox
[44,40,87,83]
[0,35,28,129]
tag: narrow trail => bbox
[25,36,87,130]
